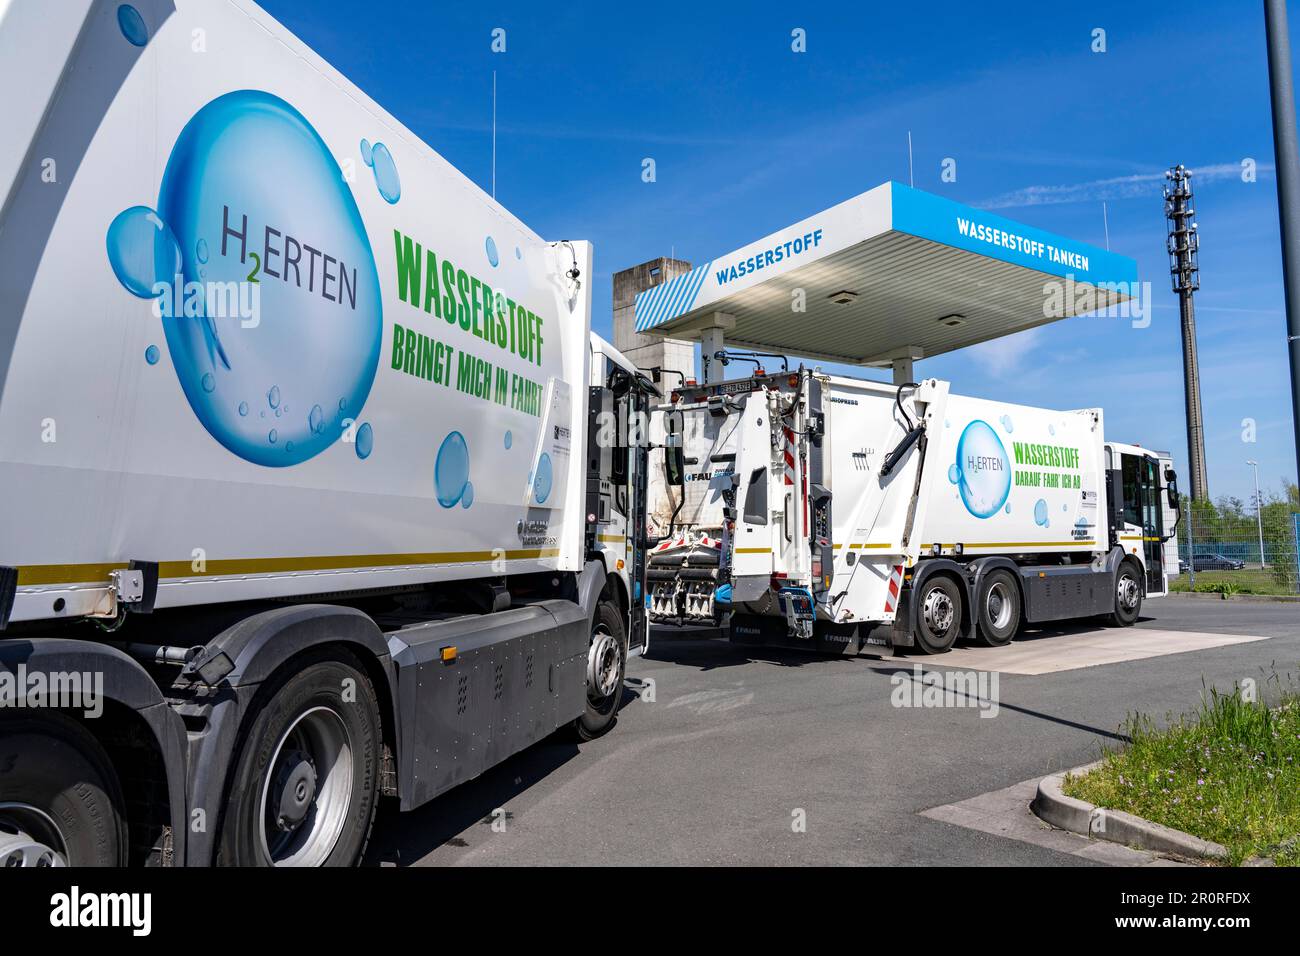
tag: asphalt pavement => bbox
[365,595,1299,866]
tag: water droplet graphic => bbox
[106,206,180,298]
[338,398,347,411]
[947,463,960,484]
[504,430,512,450]
[1049,424,1056,436]
[1063,503,1068,512]
[1004,502,1012,515]
[355,422,374,459]
[1034,499,1049,526]
[485,236,499,267]
[359,138,373,166]
[461,482,474,509]
[367,142,400,203]
[309,404,324,435]
[999,414,1014,433]
[144,344,160,365]
[116,4,148,46]
[195,238,209,263]
[533,452,553,505]
[515,246,522,260]
[201,372,215,393]
[285,440,294,453]
[238,401,248,417]
[151,91,382,467]
[268,429,278,444]
[953,421,1010,518]
[435,431,470,506]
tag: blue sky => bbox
[262,0,1298,504]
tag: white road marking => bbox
[906,628,1272,675]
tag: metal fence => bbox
[1173,504,1300,595]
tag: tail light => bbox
[787,373,799,388]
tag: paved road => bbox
[365,596,1298,866]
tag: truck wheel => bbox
[976,569,1021,647]
[574,599,626,741]
[913,576,962,654]
[0,714,127,866]
[1108,562,1143,627]
[217,650,380,867]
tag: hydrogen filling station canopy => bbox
[634,181,1138,384]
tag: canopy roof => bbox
[634,182,1137,367]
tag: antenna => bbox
[491,70,497,200]
[1102,201,1110,251]
[907,130,914,188]
[1164,164,1209,500]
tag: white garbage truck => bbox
[647,369,1181,655]
[0,0,657,866]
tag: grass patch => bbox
[1063,678,1300,866]
[1169,569,1297,597]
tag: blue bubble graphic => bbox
[1005,502,1012,515]
[953,420,1011,519]
[1049,424,1056,436]
[268,429,278,444]
[195,238,209,263]
[145,344,160,365]
[534,452,553,504]
[1034,499,1049,526]
[106,206,180,298]
[504,430,512,449]
[435,431,470,507]
[515,246,522,260]
[485,236,499,267]
[359,138,373,166]
[1063,503,1068,512]
[367,142,400,203]
[116,4,148,46]
[355,422,373,459]
[461,482,475,509]
[201,372,215,393]
[999,414,1014,433]
[238,401,248,416]
[947,463,959,484]
[150,91,382,468]
[309,404,324,435]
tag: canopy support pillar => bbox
[699,312,736,384]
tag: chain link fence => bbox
[1172,492,1300,595]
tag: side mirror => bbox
[666,446,685,486]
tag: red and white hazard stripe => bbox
[883,564,904,614]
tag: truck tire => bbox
[975,569,1020,647]
[0,713,127,866]
[912,575,962,654]
[1108,561,1143,627]
[574,599,626,741]
[216,650,380,867]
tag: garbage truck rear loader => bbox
[647,370,1180,654]
[0,0,652,866]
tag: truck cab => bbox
[586,334,657,658]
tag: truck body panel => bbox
[1,0,589,624]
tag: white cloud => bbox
[977,163,1271,210]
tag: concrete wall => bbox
[612,257,696,384]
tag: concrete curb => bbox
[1167,591,1300,604]
[1032,763,1235,863]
